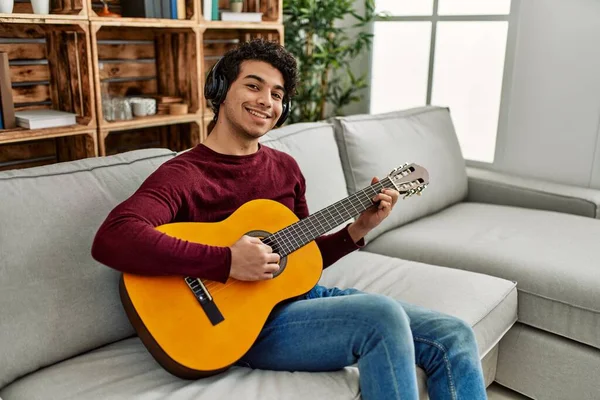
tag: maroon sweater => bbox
[92,144,363,283]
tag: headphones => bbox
[204,58,291,127]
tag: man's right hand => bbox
[229,235,281,281]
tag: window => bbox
[371,0,512,163]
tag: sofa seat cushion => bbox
[364,202,600,350]
[319,252,517,361]
[1,252,516,400]
[0,148,177,389]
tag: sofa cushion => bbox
[364,202,600,350]
[0,252,517,399]
[320,252,517,361]
[333,106,468,243]
[260,122,350,216]
[0,149,176,389]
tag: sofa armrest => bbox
[466,166,600,219]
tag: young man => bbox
[92,39,487,400]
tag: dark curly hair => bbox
[206,38,298,133]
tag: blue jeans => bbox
[236,285,487,400]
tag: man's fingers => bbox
[263,272,274,280]
[379,201,391,210]
[266,252,280,264]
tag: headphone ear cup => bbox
[204,59,227,104]
[214,75,228,104]
[276,97,291,127]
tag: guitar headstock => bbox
[388,163,429,198]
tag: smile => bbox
[245,107,271,119]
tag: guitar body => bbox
[120,199,323,379]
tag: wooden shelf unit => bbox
[0,0,87,20]
[0,19,97,168]
[0,0,283,170]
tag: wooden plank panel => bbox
[12,84,50,104]
[0,43,46,60]
[96,29,153,42]
[99,62,157,80]
[105,128,160,156]
[13,2,34,14]
[50,0,84,13]
[46,31,73,112]
[108,79,157,97]
[261,0,278,21]
[14,103,52,111]
[0,138,55,160]
[155,33,176,95]
[0,139,57,171]
[185,0,193,19]
[56,134,94,161]
[203,31,241,58]
[66,31,83,116]
[0,158,56,171]
[97,43,155,60]
[10,64,50,83]
[75,30,93,124]
[0,24,44,39]
[175,33,192,110]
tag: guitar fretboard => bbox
[262,177,396,257]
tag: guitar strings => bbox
[199,180,397,296]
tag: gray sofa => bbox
[1,106,598,399]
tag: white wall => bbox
[492,0,600,188]
[336,0,371,117]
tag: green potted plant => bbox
[283,0,382,123]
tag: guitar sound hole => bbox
[246,230,288,278]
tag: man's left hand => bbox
[348,177,400,242]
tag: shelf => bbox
[0,21,96,146]
[89,16,198,28]
[0,125,96,144]
[100,113,202,132]
[99,120,202,156]
[0,13,87,23]
[200,21,282,30]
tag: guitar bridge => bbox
[185,277,224,326]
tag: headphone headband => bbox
[204,57,291,127]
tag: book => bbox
[203,0,212,20]
[0,52,15,129]
[220,12,262,22]
[15,109,76,130]
[177,0,186,19]
[211,0,218,20]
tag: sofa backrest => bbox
[333,106,468,243]
[0,148,176,389]
[260,122,350,227]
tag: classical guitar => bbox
[119,163,429,379]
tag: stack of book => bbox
[15,110,77,130]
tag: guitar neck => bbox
[265,177,396,257]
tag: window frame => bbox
[370,0,521,167]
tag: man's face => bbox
[219,60,285,139]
